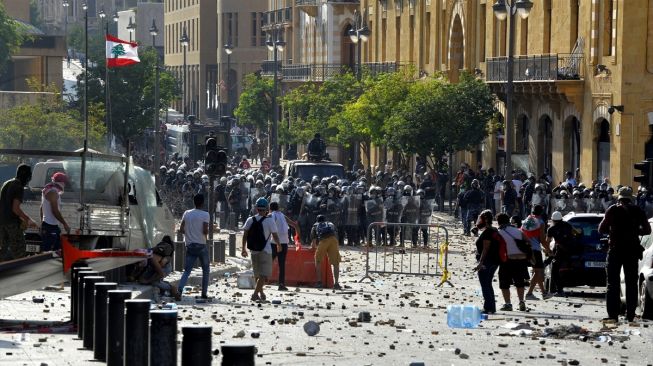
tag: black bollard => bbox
[150,310,178,366]
[221,345,255,366]
[82,275,105,349]
[106,290,131,366]
[92,282,117,361]
[124,299,150,366]
[216,240,226,263]
[182,325,212,366]
[174,241,185,272]
[70,266,91,324]
[228,233,236,257]
[75,270,98,338]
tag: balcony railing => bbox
[260,62,404,81]
[486,54,583,82]
[296,0,359,5]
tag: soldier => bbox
[384,187,402,246]
[400,186,419,247]
[417,189,433,246]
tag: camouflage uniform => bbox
[0,222,26,261]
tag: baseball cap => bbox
[52,172,69,187]
[551,211,563,221]
[255,197,269,208]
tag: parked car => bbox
[620,218,653,320]
[544,213,608,291]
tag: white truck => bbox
[2,148,175,252]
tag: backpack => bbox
[246,216,270,251]
[316,222,335,240]
[152,240,174,258]
[490,229,508,263]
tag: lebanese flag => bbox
[106,34,140,68]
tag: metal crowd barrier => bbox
[359,222,452,287]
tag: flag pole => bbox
[105,28,111,153]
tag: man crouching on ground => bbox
[311,215,341,290]
[241,197,281,301]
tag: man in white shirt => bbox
[177,194,211,299]
[40,172,71,252]
[241,197,281,301]
[269,201,300,291]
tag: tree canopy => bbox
[233,73,273,131]
[0,81,105,151]
[0,3,26,72]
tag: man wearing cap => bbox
[241,197,281,301]
[599,186,651,323]
[544,210,576,297]
[311,215,341,290]
[40,172,71,253]
[0,164,38,261]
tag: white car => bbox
[620,218,653,320]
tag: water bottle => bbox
[447,304,486,328]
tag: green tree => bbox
[386,72,496,169]
[29,0,43,29]
[0,82,106,151]
[330,71,413,170]
[234,73,273,131]
[0,3,26,72]
[78,46,179,146]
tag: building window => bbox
[519,18,528,55]
[260,12,266,46]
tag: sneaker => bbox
[481,309,496,315]
[518,301,526,311]
[525,293,539,301]
[542,292,553,300]
[500,303,513,311]
[278,285,289,291]
[333,283,342,290]
[259,293,267,302]
[250,293,260,302]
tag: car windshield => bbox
[567,216,604,244]
[294,165,344,181]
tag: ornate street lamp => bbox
[266,25,286,167]
[493,0,533,173]
[180,26,190,119]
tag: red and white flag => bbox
[105,34,140,68]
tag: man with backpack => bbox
[241,197,281,302]
[311,215,341,290]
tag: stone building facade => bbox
[356,0,653,186]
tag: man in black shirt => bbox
[0,164,38,261]
[599,186,651,322]
[544,211,576,296]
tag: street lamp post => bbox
[348,10,370,170]
[62,0,68,44]
[180,26,189,120]
[223,42,234,117]
[80,1,89,205]
[127,17,136,42]
[150,19,160,179]
[98,9,109,152]
[492,0,533,174]
[266,26,285,167]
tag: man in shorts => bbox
[311,215,341,290]
[241,197,281,301]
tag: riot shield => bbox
[551,198,573,216]
[325,197,342,227]
[384,196,405,224]
[419,199,434,225]
[299,193,319,245]
[271,193,290,212]
[240,182,251,213]
[365,197,385,224]
[586,198,604,213]
[646,201,653,219]
[531,193,550,215]
[572,198,588,213]
[401,196,420,225]
[345,194,362,226]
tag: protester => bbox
[177,194,211,300]
[598,186,650,323]
[496,213,529,311]
[544,210,576,296]
[473,210,501,314]
[40,172,71,253]
[269,201,300,291]
[138,235,181,301]
[521,205,548,300]
[462,179,484,236]
[241,197,281,301]
[311,214,341,290]
[0,164,38,262]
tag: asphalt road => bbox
[1,214,652,365]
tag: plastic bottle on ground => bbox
[447,304,487,328]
